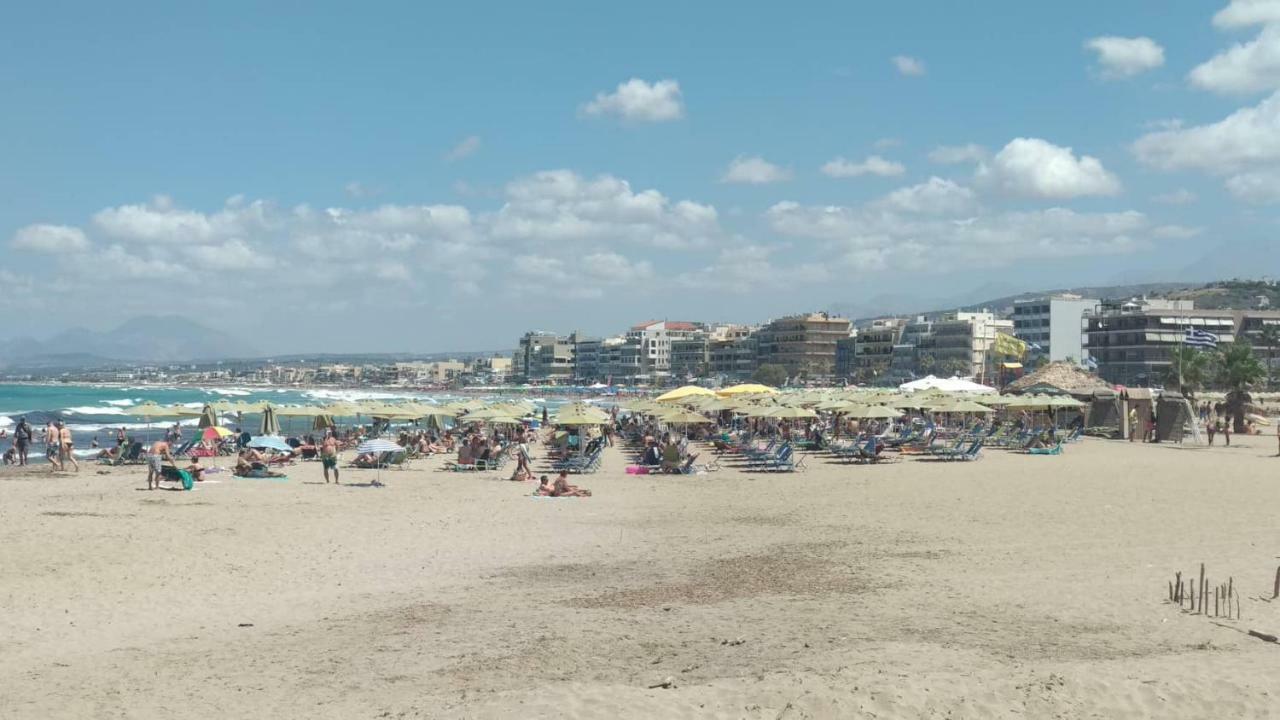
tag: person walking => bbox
[44,420,62,470]
[57,420,79,472]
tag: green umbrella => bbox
[553,404,611,426]
[656,409,713,424]
[130,402,178,419]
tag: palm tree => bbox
[1216,342,1267,432]
[1260,324,1280,389]
[1163,345,1209,400]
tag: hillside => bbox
[1158,280,1280,311]
[0,316,260,368]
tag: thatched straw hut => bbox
[1005,361,1111,397]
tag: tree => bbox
[937,357,972,378]
[1216,342,1267,432]
[1163,345,1210,400]
[752,363,788,388]
[1260,324,1280,389]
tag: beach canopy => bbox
[898,375,997,394]
[717,383,779,396]
[275,405,325,417]
[248,435,292,452]
[934,400,994,414]
[655,385,716,403]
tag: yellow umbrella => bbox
[717,383,779,396]
[655,385,716,403]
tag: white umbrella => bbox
[355,439,404,486]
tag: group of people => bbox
[1,417,79,472]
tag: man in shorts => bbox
[320,432,340,484]
[147,438,173,490]
[44,420,62,471]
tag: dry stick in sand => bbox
[1273,566,1279,600]
[1200,563,1207,615]
[1229,577,1234,618]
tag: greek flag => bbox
[1183,327,1219,349]
[1084,356,1098,370]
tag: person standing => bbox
[57,420,80,472]
[320,432,340,484]
[13,417,31,466]
[1127,406,1138,443]
[44,420,62,470]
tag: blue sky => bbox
[3,1,1278,354]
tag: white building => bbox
[1012,294,1099,365]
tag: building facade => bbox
[852,318,906,380]
[1012,294,1098,365]
[1083,298,1280,386]
[753,313,852,381]
[915,311,1013,380]
[513,331,576,383]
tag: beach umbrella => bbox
[275,405,324,417]
[313,414,336,431]
[201,426,233,441]
[354,438,404,486]
[937,400,994,414]
[248,435,292,452]
[459,407,513,421]
[355,438,404,454]
[553,406,611,425]
[130,403,177,419]
[655,385,716,403]
[259,406,280,436]
[322,402,361,417]
[1046,395,1084,409]
[845,405,902,419]
[656,409,713,424]
[717,383,778,396]
[197,404,220,428]
[765,406,817,419]
[163,404,205,417]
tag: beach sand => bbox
[2,434,1280,718]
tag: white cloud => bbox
[1213,0,1280,28]
[876,177,977,215]
[1151,224,1203,239]
[1225,169,1280,202]
[445,135,482,161]
[820,155,905,178]
[976,137,1122,198]
[767,198,1151,272]
[1085,36,1165,78]
[491,169,720,249]
[676,244,831,293]
[1151,189,1198,205]
[11,224,89,253]
[580,78,684,122]
[344,182,374,199]
[928,144,987,164]
[184,238,264,270]
[892,55,926,76]
[1133,91,1280,173]
[1190,24,1280,94]
[721,155,793,184]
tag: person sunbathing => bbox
[233,458,284,478]
[185,457,205,482]
[94,446,120,461]
[551,471,591,497]
[534,475,554,496]
[351,452,379,468]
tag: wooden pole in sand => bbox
[1199,564,1206,614]
[1215,586,1220,617]
[1175,571,1182,605]
[1273,566,1279,600]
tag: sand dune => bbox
[3,434,1280,718]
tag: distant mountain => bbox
[0,316,260,367]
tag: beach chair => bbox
[931,438,983,461]
[1027,441,1064,456]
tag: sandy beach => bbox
[3,434,1280,719]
